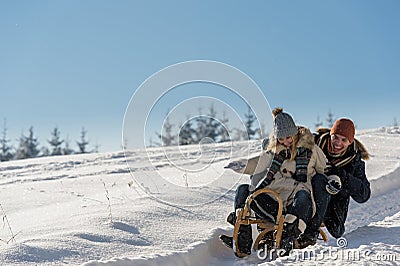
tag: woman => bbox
[220,108,327,256]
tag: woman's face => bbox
[278,136,293,147]
[330,133,351,154]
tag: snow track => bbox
[83,228,237,266]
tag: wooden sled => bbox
[232,188,328,258]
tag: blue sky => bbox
[1,1,399,152]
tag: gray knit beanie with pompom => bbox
[272,108,298,139]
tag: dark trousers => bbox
[286,190,312,224]
[304,174,331,236]
[233,184,253,252]
[235,184,312,225]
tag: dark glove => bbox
[326,175,342,195]
[326,164,347,180]
[224,161,246,171]
[292,172,307,182]
[294,147,312,182]
[325,163,338,175]
[261,137,269,150]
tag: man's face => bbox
[330,133,351,154]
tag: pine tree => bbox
[179,117,196,145]
[157,116,175,146]
[315,115,323,129]
[15,134,28,160]
[326,110,335,128]
[194,107,208,143]
[93,141,100,153]
[0,119,13,161]
[15,127,40,159]
[76,127,89,153]
[204,104,220,141]
[218,111,230,142]
[62,135,74,155]
[243,106,257,140]
[192,104,224,143]
[48,127,64,155]
[27,127,40,158]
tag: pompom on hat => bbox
[330,118,355,143]
[272,108,298,139]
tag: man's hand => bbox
[326,175,342,195]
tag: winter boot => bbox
[226,211,236,226]
[219,225,252,256]
[280,227,294,256]
[258,230,275,251]
[236,224,252,256]
[295,230,318,249]
[280,222,301,257]
[220,234,233,249]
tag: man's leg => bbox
[297,174,331,248]
[323,196,348,238]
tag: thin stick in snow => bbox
[101,181,113,224]
[0,204,17,244]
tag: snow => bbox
[0,129,399,265]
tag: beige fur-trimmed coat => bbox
[234,127,327,215]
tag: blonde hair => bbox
[290,134,299,161]
[276,133,298,161]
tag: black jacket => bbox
[315,129,370,237]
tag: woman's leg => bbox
[250,192,279,223]
[281,190,312,255]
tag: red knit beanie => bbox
[330,118,355,143]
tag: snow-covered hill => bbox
[0,129,399,265]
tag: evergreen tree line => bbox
[314,110,336,129]
[155,109,362,147]
[315,111,398,131]
[0,122,94,161]
[154,105,264,147]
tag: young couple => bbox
[221,108,370,256]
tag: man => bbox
[297,118,370,248]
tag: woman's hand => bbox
[224,161,246,171]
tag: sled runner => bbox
[230,188,328,258]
